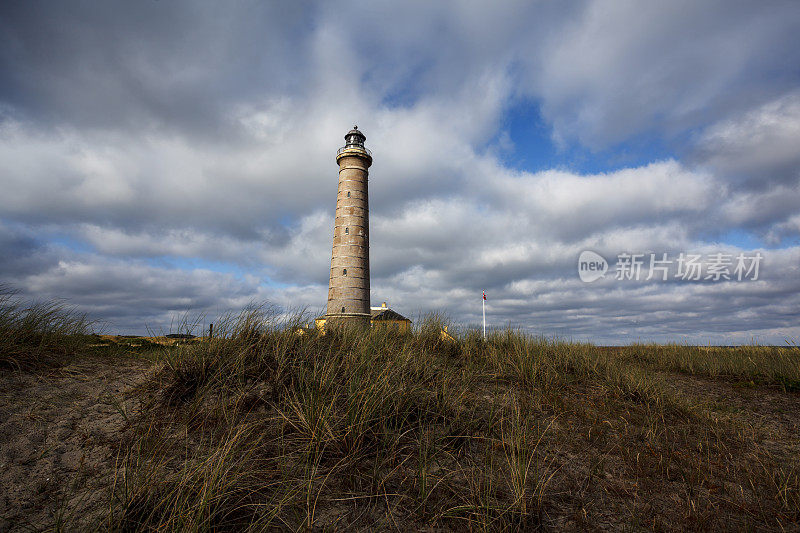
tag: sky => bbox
[1,0,799,344]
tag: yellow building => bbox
[370,303,412,333]
[315,302,411,334]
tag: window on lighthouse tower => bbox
[343,268,347,276]
[345,227,349,234]
[347,191,350,197]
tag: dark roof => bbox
[345,125,366,141]
[370,308,411,321]
[314,309,412,322]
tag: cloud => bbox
[9,242,326,334]
[533,0,800,149]
[0,1,798,343]
[694,91,800,187]
[0,223,57,278]
[0,1,315,134]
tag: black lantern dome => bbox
[344,125,366,148]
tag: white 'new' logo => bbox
[578,251,608,282]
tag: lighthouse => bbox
[325,126,372,327]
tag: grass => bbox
[622,343,800,391]
[0,285,92,370]
[0,285,162,370]
[97,308,800,531]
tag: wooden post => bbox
[208,323,213,341]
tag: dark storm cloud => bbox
[0,1,314,137]
[0,223,56,277]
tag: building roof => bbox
[369,307,411,321]
[315,307,411,323]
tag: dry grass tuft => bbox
[0,285,92,370]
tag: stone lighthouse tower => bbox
[325,126,372,327]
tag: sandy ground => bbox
[0,356,153,531]
[661,371,800,462]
